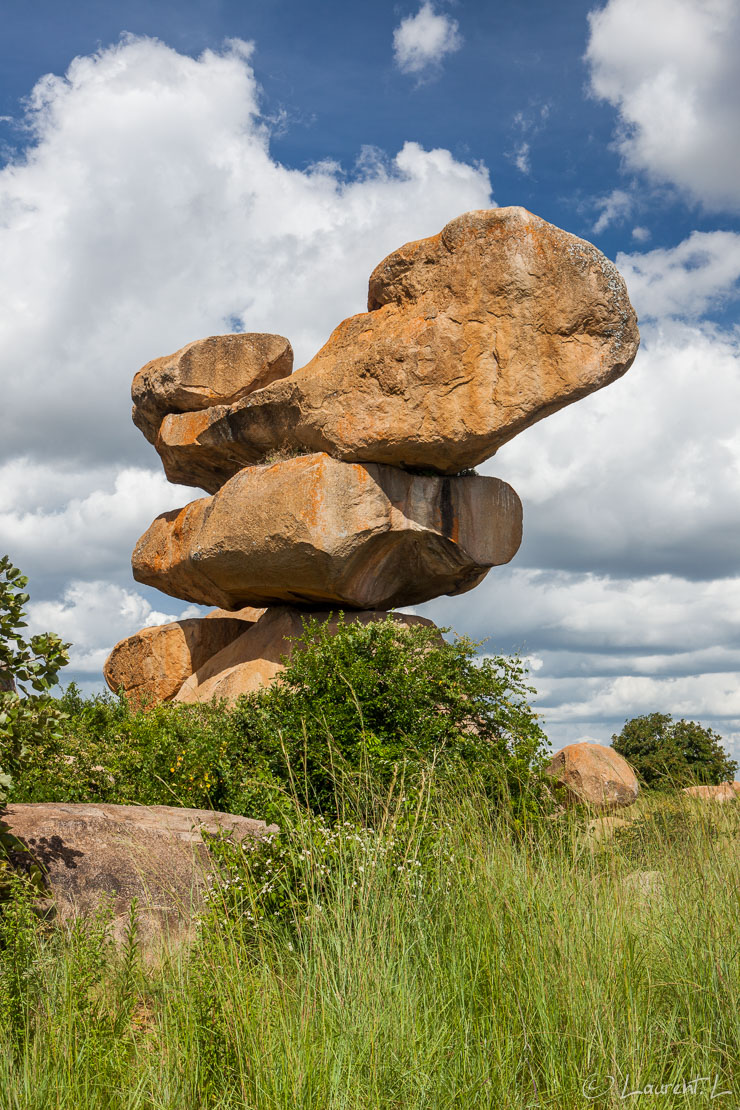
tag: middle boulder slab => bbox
[132,452,522,610]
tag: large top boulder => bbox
[132,332,293,445]
[131,452,522,611]
[152,207,639,492]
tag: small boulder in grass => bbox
[1,803,278,954]
[545,742,639,810]
[683,782,740,802]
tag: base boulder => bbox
[104,609,263,706]
[174,606,438,704]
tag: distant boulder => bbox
[683,782,740,802]
[545,742,639,810]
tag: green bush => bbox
[611,711,738,789]
[0,555,69,807]
[10,616,548,826]
[10,683,287,823]
[231,616,549,821]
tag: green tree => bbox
[0,556,70,806]
[233,615,549,821]
[611,712,738,789]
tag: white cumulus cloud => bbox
[617,230,740,318]
[393,3,462,76]
[0,35,491,472]
[586,0,740,210]
[0,462,193,591]
[592,187,633,233]
[424,568,740,755]
[26,580,189,675]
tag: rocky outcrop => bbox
[103,610,262,706]
[153,207,639,493]
[683,782,740,802]
[1,803,277,951]
[174,607,438,704]
[105,205,639,711]
[132,332,293,445]
[132,452,522,610]
[545,742,639,810]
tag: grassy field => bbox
[1,784,738,1110]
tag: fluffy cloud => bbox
[425,569,740,656]
[0,462,193,594]
[392,3,462,76]
[423,568,740,754]
[473,320,740,581]
[26,580,192,676]
[592,187,633,233]
[0,35,490,471]
[586,0,740,210]
[616,231,740,318]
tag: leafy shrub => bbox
[229,616,549,821]
[9,617,549,826]
[0,556,69,806]
[612,712,738,789]
[203,812,441,939]
[9,683,287,823]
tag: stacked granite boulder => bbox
[105,206,639,706]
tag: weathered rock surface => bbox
[1,803,277,950]
[104,612,261,706]
[545,742,639,810]
[154,207,639,492]
[132,452,522,610]
[132,332,293,445]
[683,782,740,802]
[174,606,438,704]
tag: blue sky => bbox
[1,0,739,752]
[3,0,734,259]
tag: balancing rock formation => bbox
[105,206,638,706]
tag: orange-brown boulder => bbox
[1,803,277,951]
[132,452,522,610]
[174,606,439,704]
[132,332,293,445]
[204,605,266,622]
[683,782,740,802]
[546,742,639,810]
[154,207,639,492]
[103,611,261,706]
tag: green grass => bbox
[1,785,738,1109]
